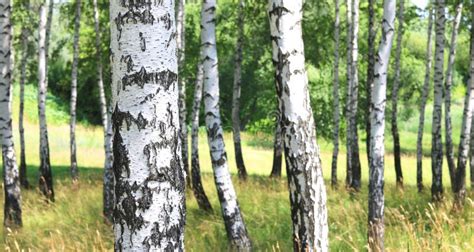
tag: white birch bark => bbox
[38,0,54,201]
[345,0,353,186]
[331,0,341,188]
[368,0,396,249]
[200,1,251,249]
[268,1,329,250]
[110,1,185,250]
[19,2,30,188]
[431,0,446,201]
[416,3,434,192]
[444,1,463,188]
[92,0,114,222]
[365,0,376,165]
[69,0,82,182]
[0,0,22,227]
[391,0,404,188]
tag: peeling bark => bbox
[431,0,446,202]
[200,1,252,249]
[1,0,22,227]
[19,1,30,189]
[38,0,54,202]
[416,3,433,193]
[177,0,190,188]
[391,0,404,188]
[111,1,185,250]
[368,0,396,250]
[232,0,248,180]
[268,1,329,250]
[444,1,462,189]
[331,0,341,188]
[69,0,82,182]
[190,58,212,212]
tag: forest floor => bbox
[0,85,473,250]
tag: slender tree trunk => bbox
[232,0,248,180]
[191,58,213,212]
[444,1,463,189]
[110,1,185,250]
[19,6,30,188]
[270,110,283,178]
[366,0,376,165]
[391,0,404,188]
[92,0,113,222]
[45,0,53,89]
[368,0,396,250]
[38,0,54,202]
[177,0,190,188]
[200,1,251,249]
[349,0,361,191]
[69,0,82,182]
[431,0,446,202]
[345,0,353,187]
[331,0,341,188]
[417,3,434,193]
[1,0,22,227]
[471,117,474,189]
[453,6,474,209]
[268,1,329,250]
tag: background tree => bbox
[431,0,446,202]
[268,0,329,249]
[110,0,185,250]
[200,0,252,249]
[331,0,341,188]
[345,0,353,186]
[365,0,376,165]
[269,112,283,178]
[1,0,22,227]
[368,0,396,249]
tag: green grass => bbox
[0,84,473,250]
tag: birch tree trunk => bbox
[345,0,353,186]
[416,3,433,192]
[200,1,251,249]
[471,119,474,189]
[391,0,404,188]
[69,0,82,182]
[0,0,22,227]
[444,1,462,189]
[45,0,53,89]
[453,7,474,208]
[331,0,341,188]
[270,111,283,178]
[232,0,248,180]
[92,0,114,222]
[365,0,376,165]
[19,6,30,188]
[368,0,396,249]
[431,0,446,202]
[177,0,190,187]
[349,0,361,190]
[191,59,212,212]
[110,1,185,250]
[38,0,54,201]
[268,1,329,250]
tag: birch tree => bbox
[110,1,185,250]
[453,7,474,208]
[92,0,114,221]
[416,3,433,192]
[177,0,190,187]
[38,0,54,201]
[268,1,329,250]
[190,59,212,212]
[270,111,283,178]
[368,0,396,249]
[0,0,22,227]
[232,0,248,180]
[345,0,353,186]
[390,0,404,188]
[331,0,341,188]
[69,0,82,182]
[18,2,30,188]
[200,0,251,249]
[365,0,376,165]
[444,1,463,188]
[431,0,446,201]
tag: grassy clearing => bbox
[0,84,473,250]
